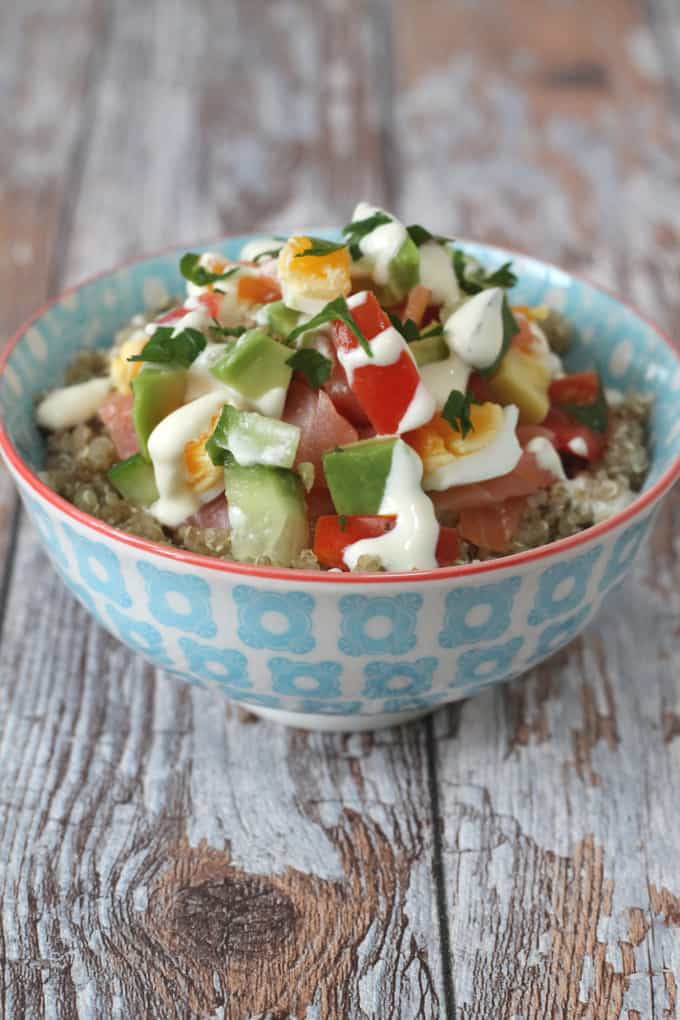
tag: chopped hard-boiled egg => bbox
[278,235,351,314]
[183,414,224,496]
[408,402,523,491]
[110,329,148,394]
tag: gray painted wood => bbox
[1,0,679,1017]
[392,1,680,1015]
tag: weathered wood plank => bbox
[0,2,447,1017]
[394,0,680,1014]
[0,0,104,579]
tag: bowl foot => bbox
[240,703,434,732]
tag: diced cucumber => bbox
[266,301,301,339]
[323,437,398,515]
[108,454,159,506]
[132,365,186,460]
[409,333,449,367]
[225,463,309,566]
[388,235,420,298]
[210,328,292,401]
[206,405,300,469]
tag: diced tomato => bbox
[155,305,189,325]
[98,392,139,459]
[314,514,397,569]
[332,291,433,435]
[435,526,460,566]
[189,493,230,529]
[467,372,497,403]
[197,291,222,319]
[458,496,528,553]
[430,449,557,517]
[543,407,607,462]
[334,291,390,351]
[511,313,535,353]
[237,275,281,304]
[282,378,358,488]
[549,371,600,406]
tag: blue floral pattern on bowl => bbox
[1,235,678,730]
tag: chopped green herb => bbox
[338,514,347,532]
[559,384,609,433]
[180,252,239,287]
[128,326,206,368]
[293,237,347,258]
[285,296,372,357]
[342,212,393,260]
[210,321,247,339]
[418,322,444,339]
[406,224,453,248]
[252,248,282,263]
[387,312,421,343]
[442,389,476,439]
[286,348,333,389]
[453,249,518,295]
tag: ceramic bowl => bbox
[1,237,679,731]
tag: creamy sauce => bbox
[280,282,329,316]
[349,203,408,286]
[228,422,300,468]
[423,405,522,490]
[36,377,111,430]
[418,241,459,309]
[240,237,283,262]
[148,391,229,527]
[338,324,403,384]
[526,436,566,480]
[419,352,471,408]
[343,441,439,572]
[445,288,504,370]
[567,436,589,457]
[251,385,288,419]
[397,380,437,433]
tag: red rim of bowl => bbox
[1,238,679,585]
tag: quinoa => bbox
[40,340,652,570]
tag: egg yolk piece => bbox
[278,235,351,313]
[183,414,223,496]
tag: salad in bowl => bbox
[36,202,650,575]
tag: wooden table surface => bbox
[2,2,680,1017]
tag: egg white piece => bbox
[423,405,522,491]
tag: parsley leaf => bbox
[210,321,247,339]
[442,389,476,439]
[453,249,518,295]
[557,381,609,433]
[128,326,206,368]
[179,253,239,286]
[285,297,372,357]
[387,312,421,343]
[418,322,444,339]
[252,248,282,263]
[286,348,333,389]
[406,224,454,247]
[342,212,392,260]
[293,237,347,258]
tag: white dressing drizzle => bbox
[343,441,439,572]
[36,377,111,431]
[526,436,566,481]
[423,405,522,491]
[418,241,459,309]
[445,287,504,370]
[338,324,403,384]
[350,202,407,286]
[419,352,471,408]
[148,391,228,527]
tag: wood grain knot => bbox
[171,873,296,960]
